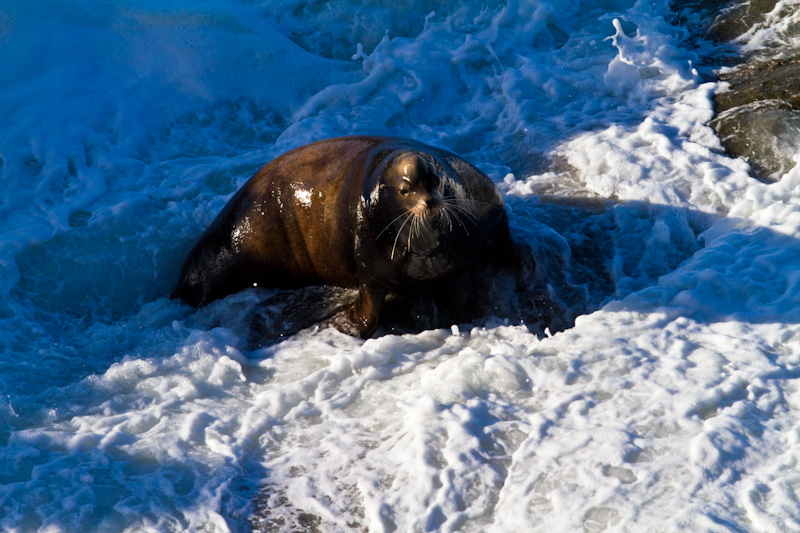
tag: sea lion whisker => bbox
[411,212,426,242]
[442,201,475,229]
[438,206,454,232]
[450,208,477,226]
[442,195,477,210]
[451,207,470,236]
[443,199,480,223]
[378,210,416,239]
[391,211,414,259]
[446,207,479,228]
[446,196,497,207]
[441,203,472,236]
[407,215,416,252]
[420,212,434,233]
[442,205,458,232]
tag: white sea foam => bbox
[2,0,800,531]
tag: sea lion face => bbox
[372,149,481,270]
[386,152,443,221]
[374,151,451,261]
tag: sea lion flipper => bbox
[328,283,386,339]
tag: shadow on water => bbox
[1,189,714,403]
[244,188,800,345]
[231,194,716,347]
[8,192,716,350]
[13,180,797,400]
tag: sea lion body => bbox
[172,136,516,338]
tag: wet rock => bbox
[710,99,800,181]
[715,55,800,112]
[706,0,779,43]
[686,0,800,181]
[712,52,800,182]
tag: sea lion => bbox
[171,136,519,338]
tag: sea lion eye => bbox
[399,187,409,196]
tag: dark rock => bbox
[710,99,800,181]
[715,55,800,112]
[680,0,800,181]
[707,0,779,43]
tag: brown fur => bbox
[172,136,517,338]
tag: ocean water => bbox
[2,0,800,531]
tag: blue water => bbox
[2,1,800,531]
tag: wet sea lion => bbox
[172,136,519,338]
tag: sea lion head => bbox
[384,151,443,221]
[368,149,480,262]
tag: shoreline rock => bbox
[690,0,800,181]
